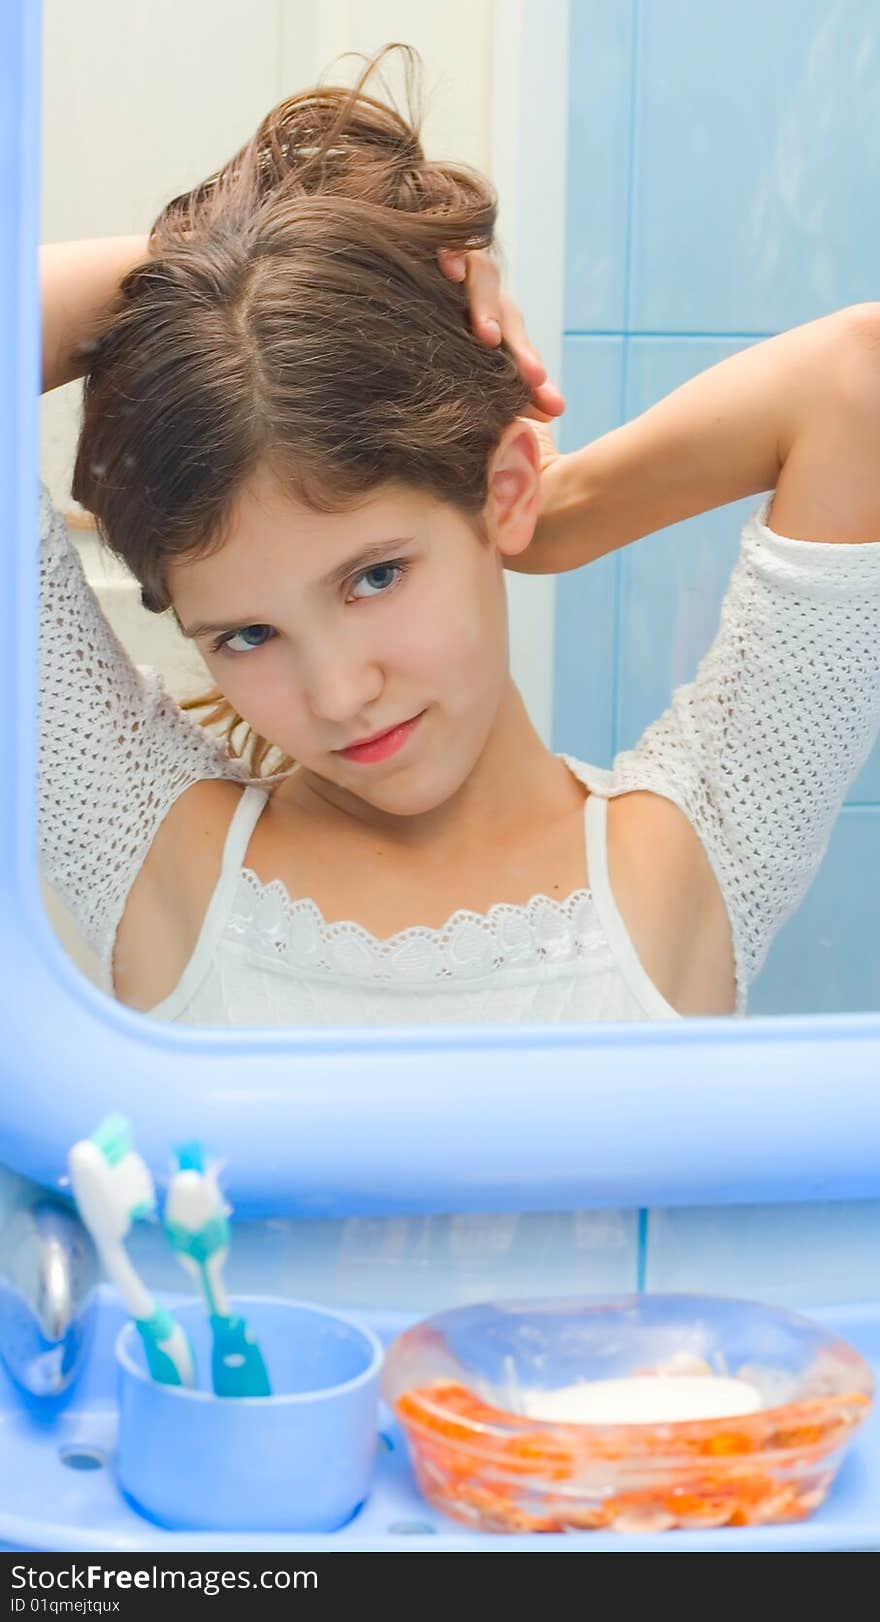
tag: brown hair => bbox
[72,44,531,777]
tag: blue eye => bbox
[349,561,409,599]
[211,624,274,656]
[209,559,410,656]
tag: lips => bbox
[335,710,425,764]
[343,719,413,750]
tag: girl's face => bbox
[170,459,522,820]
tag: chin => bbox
[356,767,468,818]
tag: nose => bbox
[301,638,384,727]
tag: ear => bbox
[483,419,541,558]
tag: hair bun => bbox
[151,43,487,249]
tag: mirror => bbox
[36,0,880,1038]
[1,0,880,1219]
[38,1,880,1042]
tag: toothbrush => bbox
[67,1114,196,1387]
[163,1142,271,1398]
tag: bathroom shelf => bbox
[1,1290,878,1552]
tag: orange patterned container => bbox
[383,1295,873,1533]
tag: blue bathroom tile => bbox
[846,736,880,805]
[129,1209,640,1315]
[615,335,763,753]
[127,1215,290,1296]
[315,1209,641,1313]
[749,808,880,1016]
[552,335,623,763]
[559,334,628,452]
[555,334,796,772]
[564,0,635,332]
[629,0,880,331]
[600,331,880,1029]
[562,334,880,805]
[645,1200,880,1308]
[553,322,880,1015]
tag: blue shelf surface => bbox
[1,1290,879,1552]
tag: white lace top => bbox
[37,483,880,1024]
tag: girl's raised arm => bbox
[40,237,150,394]
[518,302,879,573]
[519,302,880,1015]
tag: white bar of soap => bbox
[520,1375,762,1426]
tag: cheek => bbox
[389,569,504,676]
[209,657,310,738]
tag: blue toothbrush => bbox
[163,1143,271,1398]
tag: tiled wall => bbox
[125,1206,642,1316]
[556,0,880,1302]
[0,1159,641,1314]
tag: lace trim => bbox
[227,868,605,983]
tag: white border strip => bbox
[491,0,571,743]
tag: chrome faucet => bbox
[0,1182,99,1398]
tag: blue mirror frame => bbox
[5,0,880,1218]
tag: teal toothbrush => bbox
[163,1143,271,1398]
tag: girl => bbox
[38,52,880,1029]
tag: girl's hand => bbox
[437,248,565,421]
[503,418,586,576]
[522,417,562,478]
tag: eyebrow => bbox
[179,537,416,639]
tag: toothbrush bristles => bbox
[174,1140,206,1174]
[91,1113,134,1168]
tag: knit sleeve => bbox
[37,481,251,993]
[609,494,880,1012]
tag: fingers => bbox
[437,247,566,418]
[518,387,567,423]
[459,251,507,346]
[437,247,467,283]
[496,289,544,380]
[520,379,567,419]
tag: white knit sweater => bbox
[37,483,880,1023]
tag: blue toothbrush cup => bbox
[115,1295,383,1531]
